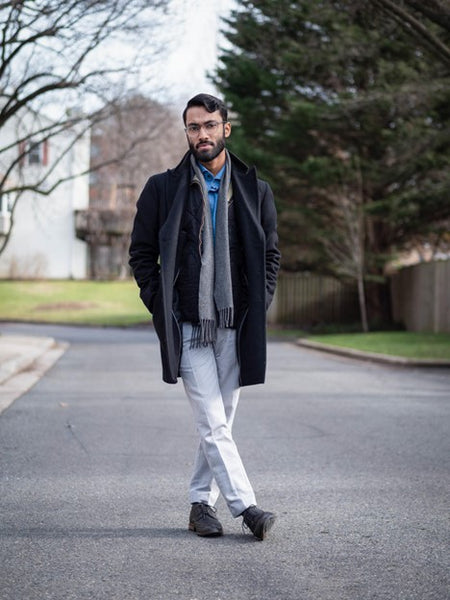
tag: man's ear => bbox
[224,122,231,138]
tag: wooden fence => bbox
[268,272,359,327]
[390,260,450,333]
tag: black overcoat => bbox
[129,150,280,386]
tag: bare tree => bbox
[0,0,168,257]
[76,94,186,279]
[320,156,370,333]
[89,95,185,208]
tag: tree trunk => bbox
[357,273,369,332]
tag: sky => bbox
[154,0,236,107]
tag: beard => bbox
[189,137,226,163]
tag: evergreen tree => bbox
[214,0,450,325]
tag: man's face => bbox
[185,106,231,163]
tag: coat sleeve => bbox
[129,175,163,313]
[259,180,281,309]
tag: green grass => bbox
[0,280,149,326]
[1,281,449,360]
[308,332,450,360]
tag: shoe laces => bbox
[197,503,217,518]
[241,505,259,534]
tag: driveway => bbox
[0,323,449,600]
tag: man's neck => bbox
[199,150,226,176]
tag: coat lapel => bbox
[232,165,266,309]
[159,169,188,303]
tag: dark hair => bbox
[182,93,228,125]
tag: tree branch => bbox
[371,0,450,65]
[403,0,450,32]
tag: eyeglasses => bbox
[185,121,227,136]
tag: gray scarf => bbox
[190,151,234,347]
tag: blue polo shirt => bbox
[199,162,226,238]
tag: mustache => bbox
[196,141,214,149]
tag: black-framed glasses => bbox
[185,121,228,136]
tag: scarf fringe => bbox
[190,319,217,349]
[189,313,234,348]
[218,307,234,329]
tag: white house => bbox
[0,109,90,279]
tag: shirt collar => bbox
[198,162,226,181]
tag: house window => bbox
[28,142,42,164]
[0,192,12,214]
[0,192,12,235]
[19,140,49,166]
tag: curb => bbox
[0,336,56,385]
[297,339,450,368]
[0,336,69,416]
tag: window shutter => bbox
[18,141,26,167]
[42,140,49,166]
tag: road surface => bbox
[0,323,449,600]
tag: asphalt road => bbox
[0,323,449,600]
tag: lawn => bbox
[308,331,450,361]
[0,280,149,326]
[0,281,449,360]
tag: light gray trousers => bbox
[180,323,256,517]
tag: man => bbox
[129,93,280,541]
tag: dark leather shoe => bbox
[241,505,276,540]
[188,503,223,537]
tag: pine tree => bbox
[215,0,450,326]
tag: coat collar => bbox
[169,150,255,180]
